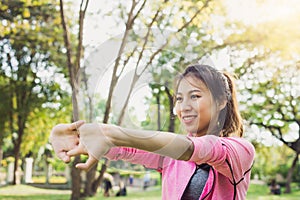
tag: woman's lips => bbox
[182,115,197,124]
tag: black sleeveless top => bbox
[181,164,210,200]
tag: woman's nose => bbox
[180,99,192,111]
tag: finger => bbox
[69,120,85,131]
[75,156,98,171]
[57,151,71,163]
[67,145,85,157]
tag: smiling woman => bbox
[175,75,215,137]
[50,64,255,200]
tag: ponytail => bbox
[220,72,243,137]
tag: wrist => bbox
[78,123,115,159]
[101,124,123,147]
[104,124,139,148]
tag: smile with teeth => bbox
[182,115,197,123]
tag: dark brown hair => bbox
[176,64,243,137]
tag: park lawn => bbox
[87,186,161,200]
[246,183,300,200]
[0,184,70,200]
[0,183,299,200]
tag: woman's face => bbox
[175,75,217,136]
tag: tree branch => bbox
[59,0,75,89]
[76,0,90,77]
[103,0,138,123]
[130,0,147,24]
[135,5,162,76]
[251,121,288,145]
[177,0,212,33]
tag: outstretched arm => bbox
[63,122,194,170]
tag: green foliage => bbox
[0,0,73,164]
[0,76,10,146]
[246,183,300,200]
[251,142,298,181]
[229,11,300,188]
[238,57,299,147]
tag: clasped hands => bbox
[49,121,113,171]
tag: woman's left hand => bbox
[49,120,85,163]
[67,123,114,171]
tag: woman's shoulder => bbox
[220,136,255,156]
[222,136,253,144]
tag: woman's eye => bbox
[191,94,201,100]
[176,97,183,102]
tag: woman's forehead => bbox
[177,75,208,92]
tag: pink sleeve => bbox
[189,135,255,181]
[105,147,163,170]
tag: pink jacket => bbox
[105,135,255,200]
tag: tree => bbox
[222,10,300,192]
[239,57,300,193]
[59,0,89,199]
[0,0,68,185]
[80,0,216,195]
[0,75,10,166]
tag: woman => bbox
[50,64,255,200]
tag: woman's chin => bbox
[185,127,197,135]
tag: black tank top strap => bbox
[196,163,211,172]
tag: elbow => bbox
[179,139,194,161]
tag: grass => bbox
[0,184,70,200]
[87,186,161,200]
[246,183,300,200]
[0,183,299,200]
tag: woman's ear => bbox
[218,100,227,111]
[173,107,177,115]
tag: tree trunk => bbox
[59,0,89,198]
[12,117,25,185]
[165,85,175,132]
[156,95,161,131]
[70,90,82,200]
[83,163,97,197]
[45,160,50,185]
[82,66,97,197]
[70,156,82,200]
[12,144,20,185]
[0,147,3,168]
[91,159,110,195]
[284,153,299,193]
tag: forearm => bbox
[104,124,194,160]
[70,122,194,170]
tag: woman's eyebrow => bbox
[188,89,202,93]
[176,89,202,95]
